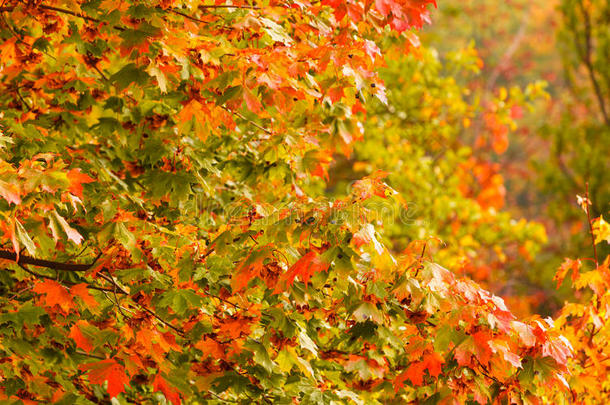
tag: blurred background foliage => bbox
[306,0,609,317]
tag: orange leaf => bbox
[195,337,225,359]
[393,351,444,390]
[218,316,252,340]
[80,359,130,398]
[394,361,425,389]
[69,321,93,353]
[71,283,98,308]
[472,331,493,365]
[153,374,181,405]
[67,169,95,199]
[553,258,581,288]
[231,250,267,291]
[422,351,444,378]
[32,279,73,312]
[5,217,19,262]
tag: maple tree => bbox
[0,0,582,404]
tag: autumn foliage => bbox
[0,0,607,404]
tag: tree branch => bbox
[0,249,97,271]
[576,0,609,125]
[14,262,116,293]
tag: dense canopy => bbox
[0,0,607,404]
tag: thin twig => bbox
[199,4,259,9]
[206,291,241,309]
[221,105,272,134]
[15,87,31,111]
[106,269,128,317]
[37,4,126,31]
[74,349,106,360]
[8,285,33,300]
[584,182,599,268]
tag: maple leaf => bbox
[153,374,181,405]
[542,337,572,367]
[80,359,130,399]
[472,331,493,365]
[352,224,384,254]
[67,169,94,199]
[553,258,581,288]
[363,40,381,62]
[282,251,330,287]
[218,316,253,340]
[593,216,610,245]
[0,179,21,205]
[50,211,83,245]
[71,283,98,308]
[244,88,263,113]
[395,361,425,388]
[422,351,444,378]
[69,321,93,353]
[393,352,444,390]
[3,217,19,262]
[32,280,73,312]
[231,248,269,291]
[195,337,225,359]
[488,340,521,368]
[511,321,536,347]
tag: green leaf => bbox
[110,63,150,90]
[248,341,276,373]
[216,85,242,106]
[14,219,36,256]
[298,330,318,356]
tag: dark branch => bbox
[0,249,96,271]
[576,0,609,125]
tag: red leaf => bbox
[375,0,392,16]
[67,169,95,198]
[422,351,444,378]
[231,249,268,291]
[472,331,493,365]
[488,340,522,368]
[80,359,130,398]
[393,351,444,391]
[153,374,181,405]
[32,279,73,312]
[69,320,93,353]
